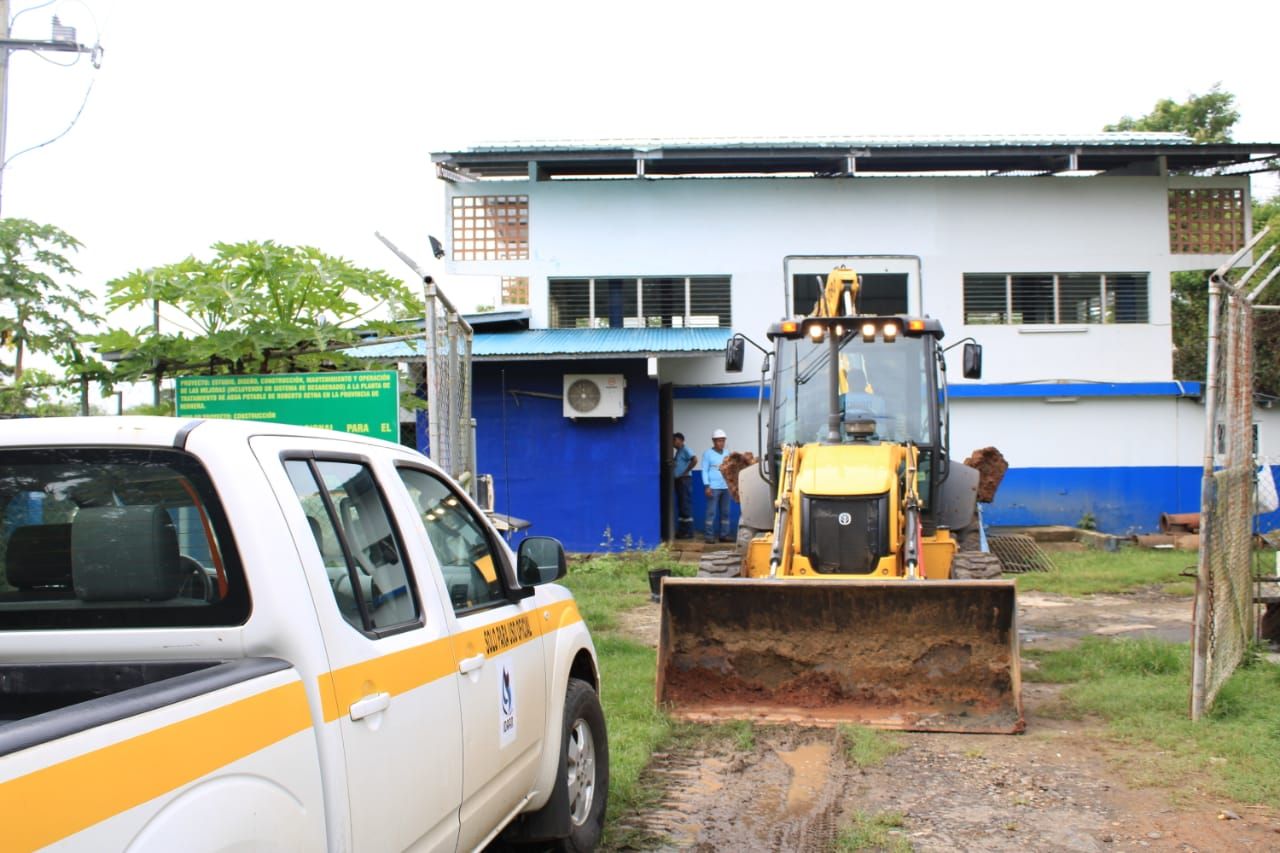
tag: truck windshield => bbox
[0,448,248,630]
[772,333,934,447]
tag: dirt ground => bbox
[613,588,1280,851]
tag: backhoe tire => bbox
[736,523,767,558]
[950,550,1004,579]
[698,549,742,578]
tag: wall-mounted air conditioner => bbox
[563,374,626,419]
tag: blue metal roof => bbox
[351,327,732,361]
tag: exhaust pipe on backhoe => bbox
[656,577,1023,734]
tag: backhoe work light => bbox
[860,322,877,341]
[883,322,898,339]
[808,324,825,342]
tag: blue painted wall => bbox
[984,464,1280,535]
[471,360,663,553]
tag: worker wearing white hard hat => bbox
[702,429,730,543]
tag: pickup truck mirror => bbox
[517,536,567,585]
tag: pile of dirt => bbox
[963,446,1009,504]
[719,451,756,502]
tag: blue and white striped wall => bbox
[674,381,1280,537]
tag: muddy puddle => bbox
[619,730,851,852]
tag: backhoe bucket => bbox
[656,577,1023,733]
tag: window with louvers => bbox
[548,276,731,329]
[963,273,1149,325]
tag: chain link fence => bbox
[373,233,475,490]
[1192,225,1277,720]
[421,282,473,485]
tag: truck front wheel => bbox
[557,678,608,851]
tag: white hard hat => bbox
[712,429,727,439]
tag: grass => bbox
[838,724,904,768]
[558,548,692,845]
[1010,546,1197,596]
[1026,636,1280,805]
[835,811,910,852]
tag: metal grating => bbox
[986,534,1055,573]
[1169,189,1245,255]
[451,195,529,261]
[500,276,529,306]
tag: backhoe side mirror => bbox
[962,342,983,379]
[725,337,745,373]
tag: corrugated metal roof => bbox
[351,328,733,361]
[433,133,1279,180]
[454,133,1194,153]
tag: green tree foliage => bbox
[0,219,104,412]
[1171,200,1280,397]
[95,241,422,384]
[1105,84,1239,143]
[1107,87,1280,396]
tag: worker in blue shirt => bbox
[702,429,731,543]
[672,432,697,539]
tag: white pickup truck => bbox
[0,417,608,852]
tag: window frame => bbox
[283,452,424,640]
[548,275,732,329]
[0,447,251,631]
[394,462,520,617]
[451,195,530,261]
[962,272,1150,326]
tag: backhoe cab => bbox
[657,267,1023,733]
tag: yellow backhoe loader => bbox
[657,267,1023,733]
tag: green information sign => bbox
[175,371,399,438]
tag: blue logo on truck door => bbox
[499,664,517,747]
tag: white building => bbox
[423,135,1279,548]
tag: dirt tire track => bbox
[613,588,1280,851]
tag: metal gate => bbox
[1192,225,1277,720]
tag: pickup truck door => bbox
[253,440,463,853]
[393,466,549,852]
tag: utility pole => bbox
[0,0,97,216]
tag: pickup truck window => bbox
[0,448,248,630]
[396,467,506,614]
[284,459,420,634]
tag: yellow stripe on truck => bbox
[3,601,586,849]
[318,636,458,723]
[319,600,584,723]
[1,680,311,853]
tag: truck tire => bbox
[555,678,609,852]
[698,549,741,578]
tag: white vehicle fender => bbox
[528,589,600,808]
[124,773,322,852]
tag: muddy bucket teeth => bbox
[656,577,1023,734]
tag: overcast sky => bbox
[4,0,1278,323]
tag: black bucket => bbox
[648,569,672,602]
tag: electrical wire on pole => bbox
[0,0,102,216]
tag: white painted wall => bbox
[446,173,1249,387]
